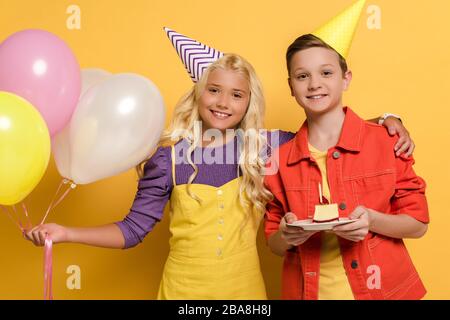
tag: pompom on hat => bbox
[311,0,367,59]
[163,27,224,83]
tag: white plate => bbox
[286,218,357,231]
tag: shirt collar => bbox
[287,107,365,165]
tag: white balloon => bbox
[80,68,111,96]
[69,73,165,184]
[52,125,72,179]
[52,68,111,180]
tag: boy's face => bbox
[288,47,352,116]
[198,68,250,133]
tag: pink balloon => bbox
[0,29,81,136]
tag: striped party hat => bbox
[312,0,366,59]
[164,27,224,83]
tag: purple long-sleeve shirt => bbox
[116,130,294,248]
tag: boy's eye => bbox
[322,70,333,77]
[296,73,308,80]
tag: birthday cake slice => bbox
[313,203,339,223]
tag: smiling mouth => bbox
[210,110,231,119]
[307,94,328,100]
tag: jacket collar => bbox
[287,107,365,165]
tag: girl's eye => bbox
[208,87,219,93]
[233,93,243,99]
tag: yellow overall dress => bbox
[157,146,267,299]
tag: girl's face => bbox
[288,47,352,116]
[198,68,250,133]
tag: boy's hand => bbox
[24,223,68,246]
[333,206,371,242]
[382,116,415,157]
[280,212,318,247]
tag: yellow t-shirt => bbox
[309,143,354,300]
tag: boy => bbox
[264,0,429,300]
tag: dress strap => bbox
[171,145,177,186]
[236,142,241,179]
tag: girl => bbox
[25,29,413,299]
[264,33,429,300]
[26,53,282,299]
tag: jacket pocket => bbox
[350,171,395,211]
[285,187,311,219]
[367,237,418,299]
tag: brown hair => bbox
[286,34,348,76]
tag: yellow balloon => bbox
[0,91,50,205]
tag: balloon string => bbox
[21,202,33,230]
[43,235,53,300]
[0,205,23,232]
[50,185,74,211]
[40,179,76,225]
[41,179,64,224]
[12,205,24,231]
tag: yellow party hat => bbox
[312,0,366,59]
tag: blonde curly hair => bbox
[137,53,273,215]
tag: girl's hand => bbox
[382,116,415,157]
[280,212,319,247]
[333,206,372,242]
[24,223,69,246]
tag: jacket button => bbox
[332,151,341,159]
[351,260,358,269]
[339,202,347,210]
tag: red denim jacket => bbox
[264,107,429,300]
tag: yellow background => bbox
[0,0,449,299]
